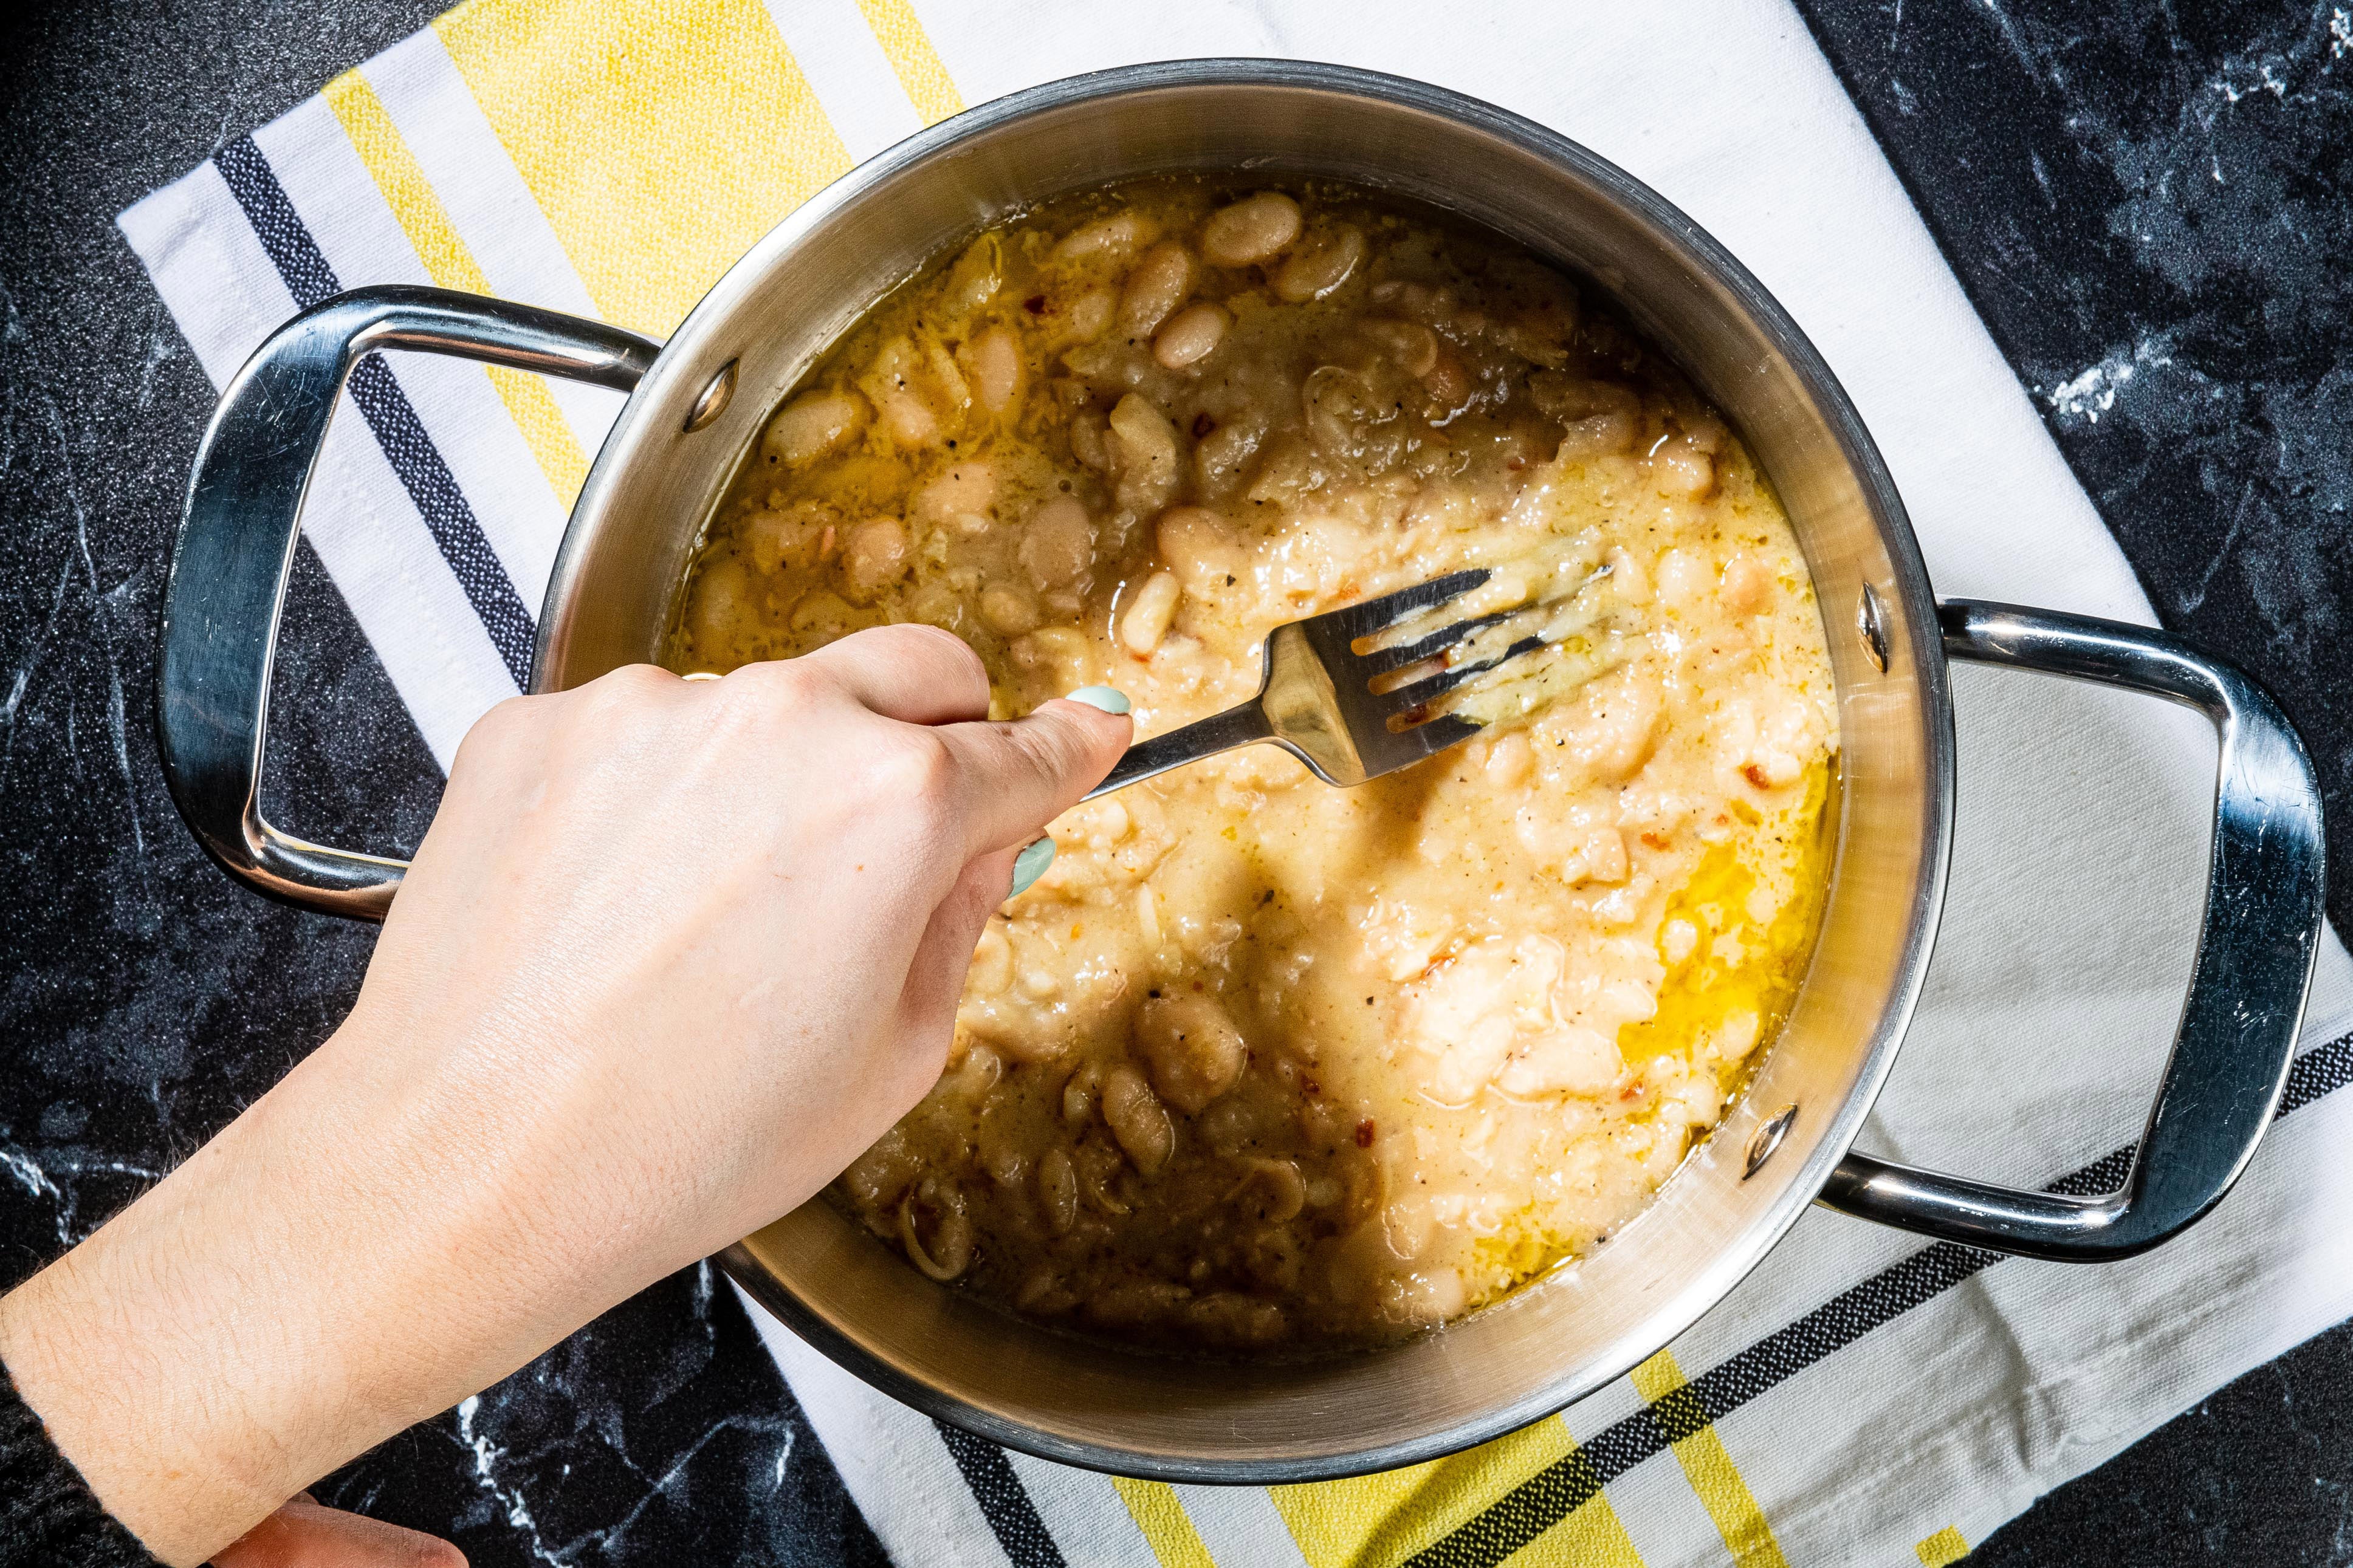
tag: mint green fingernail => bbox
[1008,837,1056,899]
[1067,685,1131,715]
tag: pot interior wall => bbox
[535,64,1946,1479]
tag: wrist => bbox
[0,1011,521,1563]
[0,1148,295,1563]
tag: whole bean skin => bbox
[980,583,1042,636]
[1138,993,1248,1114]
[1107,394,1182,513]
[878,390,941,449]
[841,518,910,600]
[1119,241,1197,338]
[964,325,1025,415]
[1202,192,1302,267]
[1155,506,1245,591]
[1153,301,1230,369]
[763,390,867,466]
[1273,224,1365,302]
[1118,570,1183,656]
[1054,210,1152,264]
[1651,433,1719,499]
[1018,496,1094,589]
[1101,1065,1175,1175]
[909,462,997,528]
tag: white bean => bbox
[879,389,941,449]
[1202,192,1301,267]
[1153,302,1230,369]
[1119,570,1183,656]
[1719,552,1773,615]
[1274,225,1365,302]
[690,559,756,648]
[909,462,997,528]
[1564,827,1630,886]
[899,1186,973,1282]
[1101,1064,1175,1175]
[980,583,1040,635]
[1358,318,1438,378]
[841,517,910,600]
[1054,211,1152,264]
[1062,286,1115,344]
[1119,241,1197,338]
[762,390,867,466]
[1018,496,1094,589]
[963,325,1025,415]
[1136,991,1247,1114]
[1108,393,1182,513]
[968,922,1012,993]
[1037,1149,1079,1234]
[1155,506,1245,592]
[1483,729,1534,787]
[1651,433,1718,499]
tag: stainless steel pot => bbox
[159,60,2326,1482]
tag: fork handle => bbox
[1081,700,1274,801]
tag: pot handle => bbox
[159,285,660,920]
[1818,600,2325,1260]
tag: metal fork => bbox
[1082,568,1558,799]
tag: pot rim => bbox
[541,56,1955,1481]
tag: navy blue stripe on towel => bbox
[211,134,537,691]
[933,1420,1067,1568]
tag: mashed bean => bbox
[670,179,1839,1351]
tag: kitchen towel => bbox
[118,1,2353,1563]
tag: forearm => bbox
[0,1012,652,1564]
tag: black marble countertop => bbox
[3,0,2348,1562]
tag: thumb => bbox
[212,1494,464,1568]
[934,692,1131,859]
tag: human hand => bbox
[0,626,1128,1563]
[214,1494,462,1568]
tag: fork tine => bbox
[1361,711,1485,772]
[1316,568,1492,640]
[1353,606,1522,677]
[1379,632,1549,713]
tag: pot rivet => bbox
[1856,584,1891,674]
[684,359,738,433]
[1744,1104,1797,1180]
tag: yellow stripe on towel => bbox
[851,0,964,124]
[321,68,592,507]
[1112,1477,1218,1568]
[1915,1525,1971,1566]
[433,0,853,337]
[1270,1417,1644,1568]
[1629,1351,1789,1568]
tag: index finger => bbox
[796,623,993,726]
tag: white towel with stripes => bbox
[120,0,2353,1563]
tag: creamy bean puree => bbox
[668,179,1838,1351]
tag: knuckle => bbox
[724,657,822,711]
[865,727,961,817]
[450,693,540,771]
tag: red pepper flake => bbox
[1355,1118,1377,1148]
[1192,412,1217,439]
[1742,763,1772,789]
[1023,294,1048,315]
